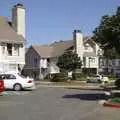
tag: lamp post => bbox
[97,49,103,75]
[89,57,92,74]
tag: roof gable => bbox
[32,45,53,58]
[0,17,24,43]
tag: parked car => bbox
[0,73,36,91]
[0,78,5,92]
[87,74,102,83]
[101,76,109,83]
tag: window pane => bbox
[7,44,12,56]
[9,64,17,71]
[2,46,5,54]
[6,74,16,79]
[14,44,19,56]
[0,75,6,79]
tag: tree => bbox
[92,6,120,58]
[57,51,82,72]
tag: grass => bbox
[53,81,87,86]
[109,97,120,104]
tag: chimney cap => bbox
[13,3,25,9]
[73,29,82,33]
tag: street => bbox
[0,87,119,120]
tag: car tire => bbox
[13,84,22,91]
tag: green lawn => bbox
[109,97,120,104]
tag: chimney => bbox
[12,3,25,38]
[73,30,84,60]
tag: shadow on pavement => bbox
[5,89,33,92]
[63,93,109,101]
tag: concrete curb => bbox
[36,84,103,90]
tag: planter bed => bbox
[104,97,120,108]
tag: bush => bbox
[51,73,68,82]
[115,79,120,88]
[108,74,116,81]
[72,73,86,81]
[110,97,120,104]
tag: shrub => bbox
[72,73,86,81]
[51,73,68,82]
[108,74,116,81]
[110,97,120,104]
[115,79,120,88]
[44,74,51,80]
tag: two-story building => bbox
[100,59,120,76]
[24,30,101,79]
[0,4,25,73]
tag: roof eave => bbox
[0,39,24,44]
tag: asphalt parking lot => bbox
[0,87,120,120]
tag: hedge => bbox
[115,79,120,88]
[72,73,86,81]
[51,73,68,82]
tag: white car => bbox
[87,75,102,83]
[0,73,36,91]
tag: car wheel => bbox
[13,84,22,91]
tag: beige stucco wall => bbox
[74,31,84,60]
[84,43,94,53]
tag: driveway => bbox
[0,87,119,120]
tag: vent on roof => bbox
[59,40,64,42]
[74,29,82,33]
[8,21,12,27]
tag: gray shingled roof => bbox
[51,40,74,57]
[31,37,97,58]
[32,45,53,58]
[31,40,74,58]
[0,16,24,43]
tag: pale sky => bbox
[0,0,120,46]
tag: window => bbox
[6,74,16,79]
[89,57,95,63]
[83,57,86,67]
[7,44,12,56]
[14,44,19,56]
[2,46,5,54]
[47,58,50,63]
[112,60,115,66]
[85,46,88,50]
[34,58,38,67]
[91,58,95,63]
[0,75,6,80]
[9,64,17,71]
[85,43,89,50]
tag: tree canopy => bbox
[92,6,120,58]
[57,51,82,72]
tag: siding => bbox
[25,47,40,68]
